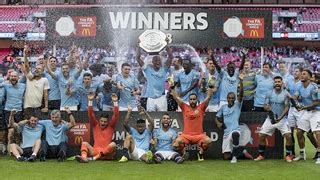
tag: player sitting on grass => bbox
[76,93,119,163]
[152,113,184,164]
[9,109,44,162]
[215,73,253,163]
[118,106,154,163]
[38,107,76,162]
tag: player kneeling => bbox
[215,73,253,163]
[152,113,184,164]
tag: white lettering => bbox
[210,132,218,141]
[109,12,130,29]
[183,13,196,30]
[170,12,182,30]
[154,12,169,30]
[109,12,208,30]
[153,119,161,129]
[197,13,208,30]
[171,119,180,128]
[131,12,137,29]
[138,12,153,29]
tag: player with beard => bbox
[22,45,50,117]
[75,93,119,163]
[287,67,317,158]
[9,109,44,162]
[254,76,293,162]
[136,46,173,111]
[152,113,184,164]
[171,86,214,161]
[0,71,25,150]
[293,69,320,164]
[118,106,154,163]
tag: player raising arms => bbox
[118,106,154,163]
[171,86,214,161]
[75,93,119,163]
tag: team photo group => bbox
[0,41,319,165]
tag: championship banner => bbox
[223,17,265,39]
[46,8,272,47]
[67,123,91,146]
[55,16,96,37]
[74,16,96,37]
[47,111,283,159]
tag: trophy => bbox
[139,30,172,54]
[166,74,175,89]
[208,75,216,89]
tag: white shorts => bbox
[206,104,220,112]
[297,110,320,132]
[155,150,178,160]
[147,95,167,112]
[102,104,113,111]
[222,130,240,153]
[259,117,291,136]
[311,111,320,132]
[60,105,78,111]
[119,106,138,111]
[219,101,228,108]
[287,107,301,128]
[129,146,146,161]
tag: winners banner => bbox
[46,7,272,47]
[47,112,284,160]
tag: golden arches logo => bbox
[249,30,259,37]
[74,136,83,145]
[82,28,91,36]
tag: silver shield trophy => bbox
[139,30,172,54]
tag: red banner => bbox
[67,123,91,146]
[242,18,265,39]
[246,124,275,147]
[73,16,96,37]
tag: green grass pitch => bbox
[0,140,318,180]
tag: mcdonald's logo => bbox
[74,136,83,145]
[249,30,259,37]
[82,28,91,36]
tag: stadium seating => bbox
[0,23,34,33]
[0,7,44,21]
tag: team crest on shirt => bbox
[194,110,199,115]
